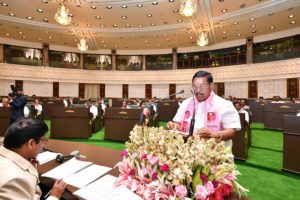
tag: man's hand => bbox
[29,158,40,168]
[166,121,180,130]
[50,179,67,199]
[193,128,218,139]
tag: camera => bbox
[8,85,20,97]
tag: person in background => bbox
[8,87,27,124]
[33,98,43,117]
[234,101,249,123]
[89,101,98,120]
[256,96,265,104]
[0,118,66,199]
[167,70,241,147]
[0,98,10,107]
[271,96,284,103]
[241,99,250,110]
[290,97,299,103]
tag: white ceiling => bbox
[0,0,299,51]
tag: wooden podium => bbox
[158,101,179,121]
[232,113,249,161]
[0,107,10,136]
[41,99,64,119]
[249,101,264,123]
[283,115,300,174]
[50,107,92,138]
[264,103,300,130]
[104,108,141,141]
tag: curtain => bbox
[84,84,100,99]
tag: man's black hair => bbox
[192,70,213,83]
[3,117,48,149]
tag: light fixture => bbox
[180,0,197,17]
[197,32,208,47]
[54,1,71,25]
[77,38,88,51]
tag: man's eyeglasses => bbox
[39,138,48,144]
[192,83,210,91]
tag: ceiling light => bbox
[147,14,152,17]
[222,31,226,34]
[48,36,52,39]
[138,24,143,27]
[151,23,156,26]
[137,4,143,7]
[113,24,118,27]
[68,13,73,17]
[218,25,223,28]
[106,6,112,9]
[197,32,208,47]
[221,9,227,13]
[54,1,71,25]
[95,16,101,19]
[233,22,238,25]
[173,9,179,13]
[290,21,296,24]
[42,0,48,3]
[169,0,174,2]
[237,33,241,37]
[178,19,183,22]
[27,16,33,20]
[144,40,148,43]
[43,19,48,22]
[1,2,8,6]
[9,13,15,17]
[100,24,105,28]
[250,18,255,21]
[251,30,257,33]
[122,5,127,8]
[180,0,197,17]
[250,24,256,28]
[122,16,127,19]
[5,33,10,36]
[126,24,130,28]
[91,5,96,9]
[87,24,91,27]
[152,1,158,5]
[288,14,294,18]
[38,38,42,41]
[270,26,275,29]
[77,38,88,51]
[19,31,22,34]
[37,9,43,13]
[189,36,193,39]
[73,22,78,26]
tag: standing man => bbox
[0,118,66,199]
[167,70,241,147]
[8,87,27,124]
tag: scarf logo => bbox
[207,112,216,121]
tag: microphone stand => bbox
[188,90,196,137]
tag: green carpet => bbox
[44,121,300,199]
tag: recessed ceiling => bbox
[0,0,299,50]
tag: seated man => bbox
[33,98,43,117]
[234,101,249,123]
[87,100,98,120]
[0,97,9,107]
[0,118,66,199]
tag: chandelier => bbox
[197,32,208,47]
[77,38,88,51]
[54,1,71,25]
[180,0,197,17]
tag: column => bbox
[111,49,116,71]
[42,43,49,67]
[80,53,84,69]
[142,55,146,70]
[172,48,177,70]
[246,37,253,64]
[0,44,4,63]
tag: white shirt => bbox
[101,103,107,114]
[24,106,30,117]
[90,105,98,119]
[297,113,300,117]
[239,109,249,123]
[34,104,43,116]
[173,92,241,147]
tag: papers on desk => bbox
[74,175,142,200]
[63,164,111,188]
[37,151,59,165]
[42,158,92,180]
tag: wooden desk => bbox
[249,101,264,123]
[0,107,10,136]
[232,113,249,161]
[41,100,64,120]
[104,108,141,141]
[158,101,179,121]
[283,115,300,174]
[264,103,300,130]
[50,107,92,139]
[39,140,122,200]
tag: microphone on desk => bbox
[188,89,196,137]
[55,150,86,163]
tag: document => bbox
[63,164,112,188]
[37,151,59,165]
[41,158,92,180]
[74,175,142,200]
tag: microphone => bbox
[161,90,184,100]
[55,150,85,163]
[188,89,196,137]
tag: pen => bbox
[44,189,52,198]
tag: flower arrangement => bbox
[115,126,248,200]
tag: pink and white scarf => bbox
[179,92,221,133]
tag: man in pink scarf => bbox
[167,70,241,147]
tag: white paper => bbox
[37,151,59,165]
[74,175,142,200]
[41,158,92,180]
[63,164,112,188]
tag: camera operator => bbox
[8,86,27,124]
